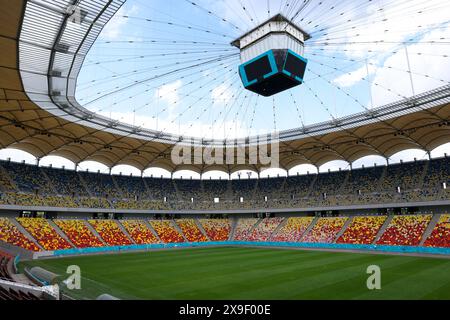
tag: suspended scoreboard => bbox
[232,14,310,97]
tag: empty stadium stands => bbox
[121,220,159,244]
[0,157,448,211]
[150,220,185,243]
[271,217,314,242]
[17,218,72,251]
[199,219,231,241]
[88,220,133,246]
[233,218,259,241]
[302,217,348,243]
[424,214,450,248]
[55,220,104,248]
[377,215,432,246]
[337,216,387,245]
[246,218,284,241]
[0,218,40,251]
[176,219,208,242]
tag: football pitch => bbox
[21,247,450,300]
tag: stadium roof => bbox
[0,0,450,174]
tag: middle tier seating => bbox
[302,217,348,243]
[150,220,185,243]
[271,217,314,242]
[246,218,284,241]
[17,218,72,251]
[176,219,208,242]
[377,215,432,246]
[199,219,231,241]
[121,220,160,244]
[54,220,104,248]
[88,220,133,246]
[337,216,387,244]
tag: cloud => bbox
[333,63,376,87]
[157,80,183,106]
[211,83,234,106]
[101,4,139,40]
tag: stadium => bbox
[0,0,450,305]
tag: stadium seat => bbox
[121,220,160,244]
[55,220,104,248]
[199,219,231,241]
[176,219,208,242]
[377,215,432,246]
[150,220,185,243]
[337,216,387,244]
[302,217,348,243]
[0,218,40,251]
[246,218,284,241]
[88,220,133,246]
[17,218,72,251]
[424,214,450,248]
[233,218,259,240]
[271,217,314,242]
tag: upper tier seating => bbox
[199,219,231,241]
[302,217,348,243]
[233,218,259,240]
[150,220,185,243]
[424,214,450,248]
[88,220,133,246]
[377,215,432,246]
[176,219,208,242]
[17,218,72,251]
[0,157,448,211]
[121,220,159,244]
[246,218,284,241]
[54,220,104,248]
[271,217,314,242]
[337,216,387,244]
[0,218,40,251]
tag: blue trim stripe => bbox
[53,241,450,257]
[239,50,278,87]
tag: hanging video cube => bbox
[232,14,310,97]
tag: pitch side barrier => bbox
[44,242,450,259]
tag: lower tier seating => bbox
[302,217,348,243]
[88,220,133,246]
[337,216,387,244]
[424,214,450,248]
[246,218,284,241]
[199,219,231,241]
[121,220,160,244]
[55,220,104,248]
[377,215,432,246]
[176,219,208,242]
[233,218,259,240]
[150,220,185,243]
[0,218,40,251]
[17,218,72,251]
[271,217,314,242]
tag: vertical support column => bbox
[405,45,415,97]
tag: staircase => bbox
[116,221,135,244]
[420,214,441,246]
[77,173,94,198]
[83,220,107,246]
[195,218,210,241]
[229,217,238,241]
[245,218,262,240]
[376,166,388,191]
[143,220,163,243]
[299,216,319,242]
[305,175,318,198]
[416,161,430,190]
[372,215,394,244]
[172,220,189,242]
[336,171,351,195]
[39,168,58,195]
[47,220,75,248]
[334,216,353,243]
[111,176,125,199]
[9,218,43,251]
[268,217,287,241]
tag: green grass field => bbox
[21,247,450,300]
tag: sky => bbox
[1,0,450,178]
